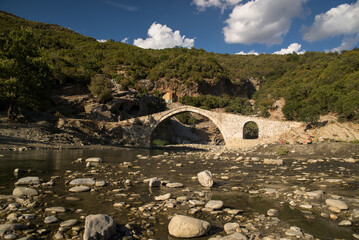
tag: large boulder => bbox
[168,215,210,238]
[197,170,214,187]
[83,214,116,240]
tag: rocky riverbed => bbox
[0,146,358,240]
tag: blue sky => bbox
[1,0,359,54]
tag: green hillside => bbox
[0,11,358,122]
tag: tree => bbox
[0,28,52,121]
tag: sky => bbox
[1,0,359,55]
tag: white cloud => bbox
[303,1,359,42]
[133,22,195,49]
[121,37,129,43]
[97,39,107,43]
[223,0,306,45]
[193,0,242,11]
[235,50,259,55]
[105,1,138,11]
[331,33,359,52]
[273,43,306,54]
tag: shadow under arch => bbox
[149,108,226,147]
[243,121,259,139]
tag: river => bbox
[0,148,356,239]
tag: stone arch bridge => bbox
[117,105,303,149]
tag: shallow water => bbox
[0,149,355,239]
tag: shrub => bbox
[277,146,289,156]
[152,139,168,146]
[88,74,113,103]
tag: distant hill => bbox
[0,11,358,122]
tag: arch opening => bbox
[243,121,259,139]
[150,111,225,147]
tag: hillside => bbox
[0,11,359,123]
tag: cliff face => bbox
[150,77,256,99]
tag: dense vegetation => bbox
[0,11,358,122]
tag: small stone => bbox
[338,220,352,226]
[60,219,78,227]
[155,193,171,201]
[299,204,312,210]
[69,186,91,193]
[224,222,239,234]
[83,214,115,240]
[12,187,38,197]
[149,178,161,187]
[15,176,40,185]
[69,178,96,186]
[205,200,223,210]
[267,209,279,217]
[326,199,348,210]
[166,182,183,188]
[197,170,214,187]
[263,159,283,165]
[95,181,106,187]
[44,216,59,224]
[45,207,66,213]
[221,232,247,240]
[85,157,102,163]
[54,232,64,239]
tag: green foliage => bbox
[180,95,254,115]
[152,139,168,146]
[0,27,52,120]
[1,12,359,123]
[277,146,289,156]
[175,112,197,125]
[243,121,259,139]
[88,74,113,103]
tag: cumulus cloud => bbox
[273,43,306,54]
[331,33,359,52]
[97,39,107,43]
[224,0,306,45]
[235,50,259,55]
[193,0,242,11]
[303,1,359,42]
[133,22,195,49]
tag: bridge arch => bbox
[149,106,227,146]
[243,121,259,139]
